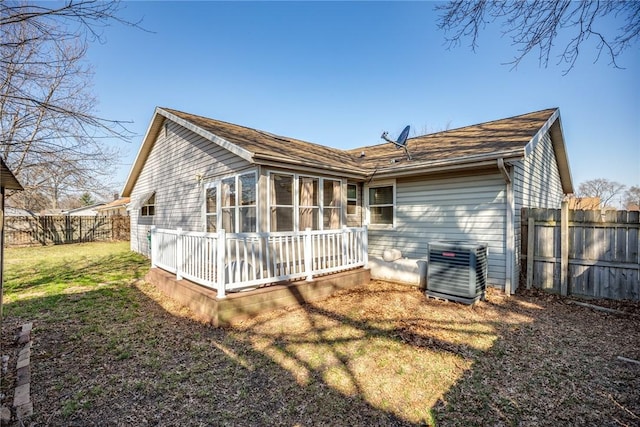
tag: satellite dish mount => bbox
[381,125,412,160]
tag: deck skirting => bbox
[145,267,370,326]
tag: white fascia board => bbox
[121,107,165,197]
[157,108,254,163]
[524,108,560,156]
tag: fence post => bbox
[526,216,534,289]
[304,228,313,281]
[560,201,569,296]
[176,227,183,281]
[216,229,226,299]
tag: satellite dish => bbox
[396,125,410,148]
[381,125,412,160]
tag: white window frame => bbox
[346,183,358,216]
[140,192,156,217]
[364,179,396,229]
[267,171,344,232]
[203,170,257,233]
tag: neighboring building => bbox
[122,107,573,294]
[96,197,130,217]
[567,196,601,210]
[64,203,105,216]
[4,207,37,217]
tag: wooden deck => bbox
[145,267,371,326]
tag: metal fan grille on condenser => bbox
[426,241,488,304]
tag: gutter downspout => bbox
[498,158,514,296]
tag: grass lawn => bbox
[1,242,639,426]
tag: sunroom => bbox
[148,167,368,298]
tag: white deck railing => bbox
[150,226,368,298]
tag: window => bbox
[141,193,155,217]
[270,173,294,231]
[367,183,394,226]
[323,179,341,229]
[205,172,257,233]
[205,187,217,232]
[299,177,319,230]
[347,183,357,215]
[270,173,343,232]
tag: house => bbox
[567,196,600,210]
[64,203,105,216]
[96,197,130,217]
[1,158,23,320]
[122,107,572,299]
[4,207,37,217]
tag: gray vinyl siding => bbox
[512,131,565,288]
[368,172,508,287]
[130,120,251,255]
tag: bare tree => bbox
[0,1,140,209]
[437,1,640,73]
[578,178,626,209]
[623,185,640,210]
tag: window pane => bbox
[369,186,393,205]
[239,207,256,232]
[347,184,357,200]
[300,207,319,230]
[347,200,357,215]
[222,208,235,233]
[323,180,340,207]
[370,206,393,225]
[271,207,293,231]
[272,174,293,205]
[206,215,217,232]
[323,208,340,229]
[299,177,318,206]
[206,187,217,213]
[240,174,256,206]
[148,206,155,216]
[222,178,236,207]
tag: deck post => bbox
[150,226,157,268]
[216,229,226,299]
[362,225,368,268]
[176,228,183,281]
[304,228,313,281]
[342,226,349,264]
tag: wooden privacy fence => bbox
[4,215,130,247]
[521,204,639,301]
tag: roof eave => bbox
[1,158,23,191]
[368,150,525,179]
[122,108,256,197]
[252,153,368,180]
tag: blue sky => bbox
[85,2,639,200]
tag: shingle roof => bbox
[162,108,363,173]
[123,106,570,196]
[348,108,558,169]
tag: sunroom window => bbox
[270,173,343,232]
[299,177,319,230]
[323,179,341,229]
[270,173,294,231]
[205,172,256,233]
